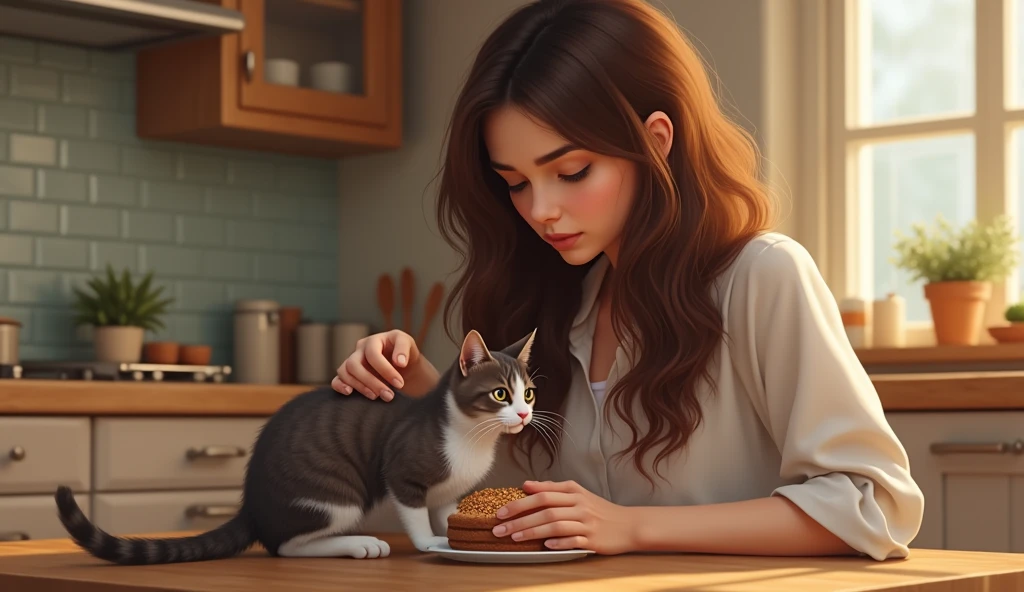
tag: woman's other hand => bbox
[331,329,439,401]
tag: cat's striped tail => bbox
[54,485,256,565]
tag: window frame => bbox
[821,0,1024,345]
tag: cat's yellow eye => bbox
[524,388,535,403]
[491,388,508,402]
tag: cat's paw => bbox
[412,535,448,553]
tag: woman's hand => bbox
[491,480,638,555]
[331,329,439,401]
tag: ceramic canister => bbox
[233,300,280,384]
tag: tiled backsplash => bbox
[0,36,339,365]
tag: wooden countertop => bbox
[1,371,1024,415]
[1,533,1023,592]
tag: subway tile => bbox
[62,74,120,107]
[8,270,63,304]
[62,204,119,238]
[141,244,202,277]
[121,147,175,179]
[0,197,6,228]
[0,38,35,63]
[226,219,276,250]
[276,163,337,195]
[0,98,37,131]
[89,50,135,78]
[38,44,88,70]
[31,309,77,345]
[178,153,226,184]
[253,192,304,222]
[0,132,6,161]
[177,280,227,311]
[255,253,301,283]
[0,272,5,304]
[141,181,204,212]
[9,200,58,233]
[0,165,35,196]
[89,174,136,206]
[38,104,88,137]
[202,251,253,281]
[10,134,57,166]
[301,257,337,285]
[0,234,33,265]
[90,241,137,272]
[37,169,88,202]
[0,306,31,339]
[177,215,224,246]
[89,109,134,142]
[171,312,232,347]
[0,65,7,96]
[122,210,174,242]
[205,188,252,216]
[119,81,135,112]
[10,66,59,101]
[36,237,89,269]
[227,159,275,188]
[60,139,119,172]
[226,282,279,303]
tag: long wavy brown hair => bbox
[436,0,777,485]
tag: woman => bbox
[332,0,924,560]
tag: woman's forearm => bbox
[628,496,858,556]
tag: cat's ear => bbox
[459,330,493,376]
[503,328,537,365]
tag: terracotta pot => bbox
[179,344,212,366]
[987,322,1024,343]
[93,326,145,363]
[924,281,992,345]
[144,341,180,364]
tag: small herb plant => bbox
[1006,303,1024,323]
[891,214,1020,284]
[72,265,174,331]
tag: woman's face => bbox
[483,106,637,267]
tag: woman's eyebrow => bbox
[491,144,579,171]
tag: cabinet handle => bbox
[8,446,25,461]
[186,445,247,460]
[930,439,1024,455]
[243,50,255,81]
[185,505,239,518]
[0,532,29,542]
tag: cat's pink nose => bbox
[517,411,529,419]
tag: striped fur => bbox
[55,486,256,565]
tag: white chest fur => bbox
[424,396,502,508]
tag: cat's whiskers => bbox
[527,417,558,451]
[529,414,579,451]
[463,418,506,449]
[459,422,506,459]
[461,417,504,443]
[533,409,578,432]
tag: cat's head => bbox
[448,328,537,435]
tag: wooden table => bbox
[2,533,1024,591]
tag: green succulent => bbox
[1006,303,1024,323]
[891,214,1021,284]
[72,265,174,331]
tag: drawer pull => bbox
[185,446,247,460]
[185,504,239,518]
[8,446,25,461]
[0,531,29,542]
[930,439,1024,455]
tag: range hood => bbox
[0,0,245,51]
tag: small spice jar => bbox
[839,297,871,348]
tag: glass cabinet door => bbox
[238,0,393,126]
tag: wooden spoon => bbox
[416,282,444,344]
[400,267,414,333]
[377,274,395,330]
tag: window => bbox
[825,0,1024,335]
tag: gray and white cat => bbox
[54,328,538,564]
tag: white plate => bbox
[427,542,595,564]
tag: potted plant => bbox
[72,265,174,363]
[989,301,1024,343]
[891,214,1020,346]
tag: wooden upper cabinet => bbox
[136,0,402,158]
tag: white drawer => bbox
[93,417,265,492]
[0,417,91,494]
[93,490,241,536]
[0,494,91,542]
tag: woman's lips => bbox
[544,232,582,250]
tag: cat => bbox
[53,328,538,564]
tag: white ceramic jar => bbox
[233,300,280,384]
[297,322,330,385]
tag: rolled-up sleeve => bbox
[730,237,924,561]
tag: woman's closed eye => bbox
[507,164,592,194]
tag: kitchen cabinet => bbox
[887,411,1024,553]
[136,0,402,158]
